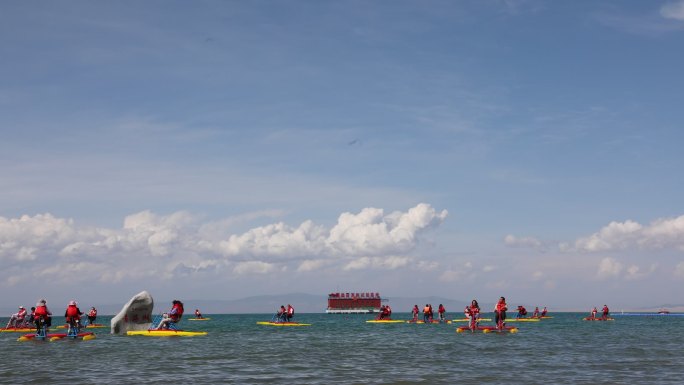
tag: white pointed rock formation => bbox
[110,290,154,334]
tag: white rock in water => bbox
[110,291,154,334]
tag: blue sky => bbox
[1,0,684,310]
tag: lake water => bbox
[1,312,683,384]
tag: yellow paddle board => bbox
[126,330,207,337]
[256,321,311,326]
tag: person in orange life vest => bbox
[65,300,83,331]
[7,306,27,328]
[494,297,507,327]
[541,307,548,317]
[87,307,98,324]
[601,305,610,320]
[590,307,598,319]
[33,299,52,330]
[422,304,431,322]
[412,305,419,321]
[286,304,295,322]
[194,309,203,319]
[157,300,184,329]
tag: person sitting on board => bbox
[377,305,390,320]
[33,299,52,331]
[157,300,185,330]
[541,307,548,317]
[516,305,528,319]
[65,300,83,332]
[194,309,203,319]
[590,307,598,319]
[601,305,610,320]
[412,305,420,321]
[532,307,540,318]
[466,300,481,326]
[494,297,508,328]
[286,304,295,322]
[7,306,27,328]
[87,307,98,325]
[438,304,446,322]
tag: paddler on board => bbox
[412,305,420,321]
[64,300,83,332]
[6,306,27,328]
[422,304,431,323]
[157,300,185,330]
[532,307,540,318]
[276,305,287,322]
[87,307,98,325]
[541,307,548,317]
[466,300,480,329]
[516,305,528,319]
[494,297,508,329]
[590,307,598,319]
[601,305,610,320]
[194,309,203,319]
[437,304,446,322]
[286,304,295,322]
[377,305,391,320]
[33,299,52,332]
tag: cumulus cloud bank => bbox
[574,215,684,252]
[0,204,447,286]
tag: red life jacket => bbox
[495,302,507,312]
[469,306,480,315]
[66,305,80,318]
[34,305,48,319]
[287,305,294,316]
[170,303,184,321]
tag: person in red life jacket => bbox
[467,300,481,328]
[438,304,446,322]
[87,307,98,325]
[33,299,52,331]
[7,306,27,328]
[541,307,548,317]
[65,300,83,331]
[286,304,295,322]
[412,305,419,321]
[494,297,508,328]
[377,305,390,320]
[157,300,185,330]
[275,305,287,322]
[386,305,392,319]
[532,307,540,318]
[601,305,610,320]
[590,307,598,319]
[516,305,528,319]
[194,309,203,319]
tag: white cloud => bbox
[574,215,684,252]
[675,262,684,278]
[233,261,276,275]
[0,203,446,286]
[661,1,684,21]
[597,257,623,279]
[504,234,542,248]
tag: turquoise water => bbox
[1,313,683,384]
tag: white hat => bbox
[69,300,77,306]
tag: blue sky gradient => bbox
[1,0,683,310]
